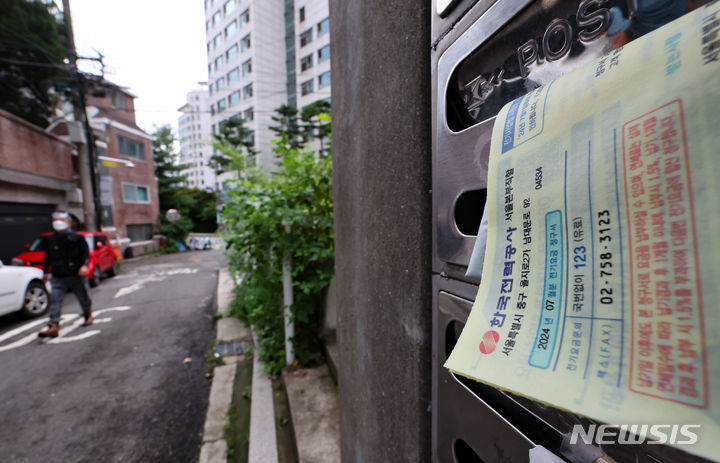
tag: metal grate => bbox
[213,339,253,357]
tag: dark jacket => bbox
[43,231,90,277]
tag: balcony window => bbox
[227,67,240,83]
[215,55,225,71]
[243,83,253,99]
[318,44,330,63]
[240,34,251,52]
[213,33,223,49]
[241,59,252,76]
[299,28,313,47]
[239,8,249,26]
[229,91,241,107]
[225,20,237,38]
[226,44,238,61]
[317,17,329,37]
[300,54,313,71]
[217,98,226,112]
[243,107,254,121]
[212,11,221,27]
[223,0,236,15]
[301,79,313,96]
[216,76,225,91]
[318,71,331,89]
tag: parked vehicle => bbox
[0,259,49,318]
[11,232,118,287]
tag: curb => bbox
[248,331,279,462]
[199,268,278,463]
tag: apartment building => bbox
[294,2,331,111]
[177,89,215,190]
[201,0,331,175]
[204,0,287,169]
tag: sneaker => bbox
[38,323,59,338]
[82,315,94,326]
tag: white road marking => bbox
[114,282,144,299]
[0,333,39,352]
[94,306,131,315]
[0,314,79,352]
[0,318,51,343]
[0,306,132,352]
[48,330,101,344]
[113,268,198,299]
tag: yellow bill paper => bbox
[445,2,720,460]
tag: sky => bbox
[68,0,209,134]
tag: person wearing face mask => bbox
[38,212,94,338]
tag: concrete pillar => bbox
[329,1,432,461]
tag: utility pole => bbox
[62,0,99,230]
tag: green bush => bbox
[223,131,334,374]
[157,215,193,253]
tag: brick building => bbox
[0,109,81,263]
[82,83,160,250]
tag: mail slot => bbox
[431,0,715,461]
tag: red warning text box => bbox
[622,100,708,408]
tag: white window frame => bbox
[122,182,151,204]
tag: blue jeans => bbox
[48,276,92,324]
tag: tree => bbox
[152,125,188,211]
[223,118,334,374]
[269,104,301,149]
[0,0,68,127]
[166,188,217,233]
[210,115,257,176]
[299,100,331,154]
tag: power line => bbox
[0,24,65,62]
[0,56,68,69]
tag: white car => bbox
[0,259,49,318]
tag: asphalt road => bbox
[0,250,226,463]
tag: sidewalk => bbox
[199,268,340,463]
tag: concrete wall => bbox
[329,1,432,461]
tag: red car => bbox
[11,231,118,287]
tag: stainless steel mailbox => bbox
[431,0,714,461]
